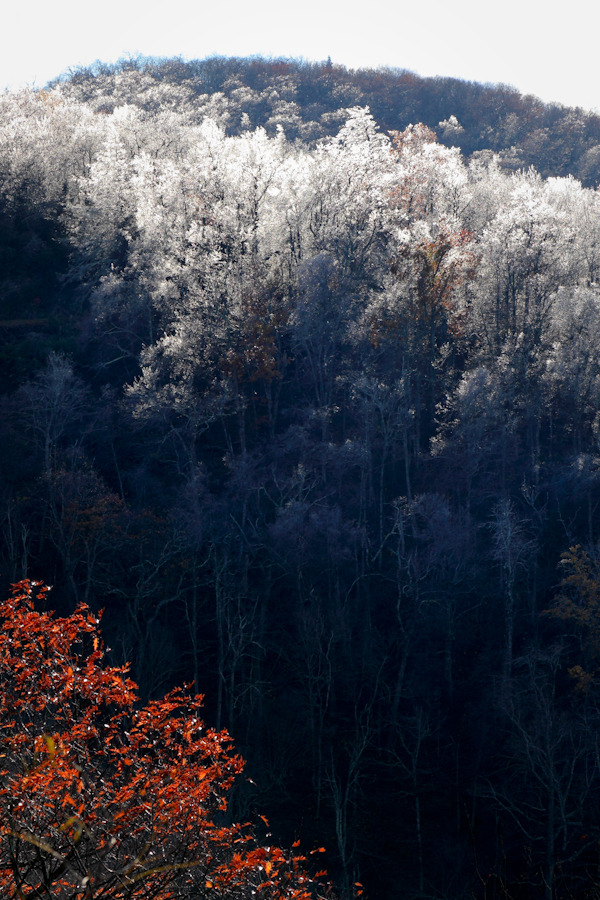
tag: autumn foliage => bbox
[0,580,326,899]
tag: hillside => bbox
[53,55,600,185]
[2,57,600,899]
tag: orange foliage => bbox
[0,580,328,899]
[368,226,476,351]
[543,546,600,690]
[544,546,600,642]
[393,227,476,335]
[219,288,289,387]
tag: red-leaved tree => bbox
[0,580,328,899]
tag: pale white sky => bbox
[1,0,599,112]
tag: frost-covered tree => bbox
[471,170,577,355]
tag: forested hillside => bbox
[4,58,600,899]
[52,56,600,185]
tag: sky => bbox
[2,0,599,113]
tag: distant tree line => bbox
[53,55,600,185]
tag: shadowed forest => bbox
[5,56,600,899]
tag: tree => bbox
[485,648,599,900]
[490,498,537,694]
[471,169,575,355]
[544,544,600,687]
[16,353,89,478]
[0,579,327,900]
